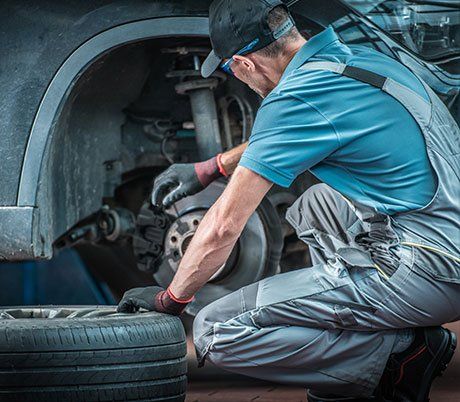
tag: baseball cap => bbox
[201,0,294,78]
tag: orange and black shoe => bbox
[381,326,457,402]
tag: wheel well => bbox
[22,17,209,258]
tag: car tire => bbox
[0,306,187,402]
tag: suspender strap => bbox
[342,65,386,89]
[300,62,388,88]
[300,61,432,127]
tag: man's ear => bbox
[233,55,255,72]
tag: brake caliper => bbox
[132,203,171,272]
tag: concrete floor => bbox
[185,322,460,402]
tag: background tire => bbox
[0,306,187,402]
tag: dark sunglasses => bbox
[220,39,260,76]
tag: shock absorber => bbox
[163,47,226,160]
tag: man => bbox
[118,1,460,400]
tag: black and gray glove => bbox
[117,286,190,315]
[151,163,203,208]
[151,155,225,208]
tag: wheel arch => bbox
[18,16,208,206]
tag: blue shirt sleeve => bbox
[239,93,340,187]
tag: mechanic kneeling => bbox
[118,1,460,400]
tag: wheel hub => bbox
[163,210,237,282]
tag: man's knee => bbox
[193,300,220,361]
[193,289,241,364]
[193,301,255,369]
[193,284,258,367]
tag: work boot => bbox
[380,326,457,402]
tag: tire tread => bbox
[0,310,186,401]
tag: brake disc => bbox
[133,180,283,315]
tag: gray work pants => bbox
[193,184,460,397]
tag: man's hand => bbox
[151,143,248,208]
[151,163,207,208]
[117,286,191,315]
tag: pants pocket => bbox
[255,261,351,308]
[412,246,460,284]
[334,305,359,327]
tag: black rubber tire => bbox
[0,306,187,402]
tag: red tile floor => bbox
[185,322,460,402]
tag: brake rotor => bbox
[163,210,238,282]
[133,180,283,315]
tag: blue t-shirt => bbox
[239,27,436,215]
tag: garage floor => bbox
[185,322,460,402]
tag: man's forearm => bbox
[168,166,272,300]
[220,142,247,175]
[168,200,241,299]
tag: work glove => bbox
[151,154,227,208]
[117,286,191,315]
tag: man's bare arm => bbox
[220,142,248,175]
[169,165,272,299]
